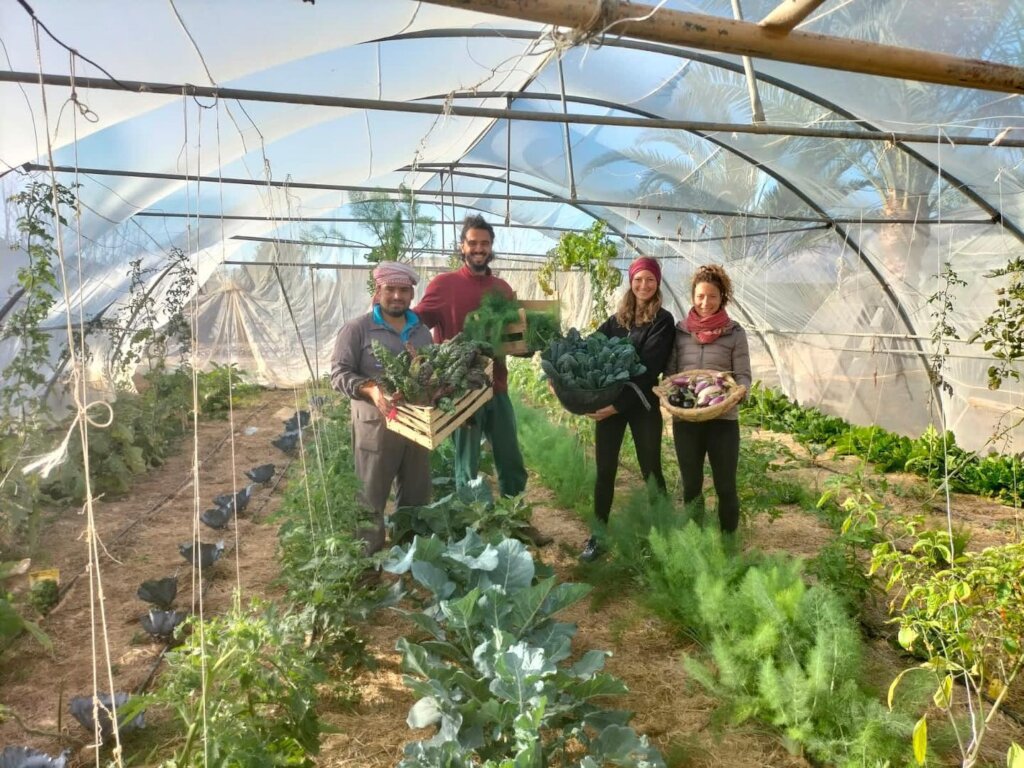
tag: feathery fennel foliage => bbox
[646,523,916,767]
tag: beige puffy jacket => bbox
[666,320,752,421]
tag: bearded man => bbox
[413,214,528,505]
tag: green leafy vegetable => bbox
[540,329,645,391]
[371,335,491,410]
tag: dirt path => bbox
[0,389,302,761]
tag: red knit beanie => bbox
[627,256,661,287]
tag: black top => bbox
[597,307,675,414]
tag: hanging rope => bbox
[26,25,125,765]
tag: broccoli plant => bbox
[384,531,665,767]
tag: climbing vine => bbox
[1,181,77,425]
[106,247,196,386]
[970,256,1024,391]
[925,262,966,397]
[537,220,622,323]
[0,181,76,555]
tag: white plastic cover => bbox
[1,0,1023,452]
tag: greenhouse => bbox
[0,1,1022,766]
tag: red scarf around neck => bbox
[685,307,731,344]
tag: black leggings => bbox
[594,406,666,523]
[671,419,741,533]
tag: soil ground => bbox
[1,390,1022,766]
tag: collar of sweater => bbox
[458,263,493,279]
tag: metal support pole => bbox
[26,164,994,225]
[556,57,579,199]
[4,72,1024,147]
[505,95,513,225]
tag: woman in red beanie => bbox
[579,256,675,561]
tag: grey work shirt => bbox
[330,308,434,439]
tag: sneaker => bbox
[579,536,602,562]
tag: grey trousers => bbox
[352,412,432,553]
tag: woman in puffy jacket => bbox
[666,264,752,535]
[579,256,675,561]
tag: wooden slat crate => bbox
[384,360,494,450]
[499,308,529,356]
[498,299,561,356]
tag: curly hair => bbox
[691,264,733,307]
[615,287,662,330]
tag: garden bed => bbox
[3,388,1022,766]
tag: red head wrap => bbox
[627,257,661,287]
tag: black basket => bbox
[552,381,626,415]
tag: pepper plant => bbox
[872,518,1024,768]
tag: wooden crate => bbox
[498,300,561,356]
[499,308,529,356]
[384,360,494,450]
[519,299,560,314]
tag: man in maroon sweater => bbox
[413,215,527,503]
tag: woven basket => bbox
[654,368,747,422]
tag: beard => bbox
[381,303,408,318]
[464,254,492,274]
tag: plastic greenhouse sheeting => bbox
[1,0,1023,453]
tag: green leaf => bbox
[590,724,665,767]
[898,625,919,650]
[565,673,629,700]
[407,696,442,728]
[396,609,446,641]
[913,715,928,765]
[526,621,576,664]
[483,538,534,592]
[397,637,437,679]
[570,650,609,678]
[541,582,591,615]
[933,674,953,709]
[1008,742,1024,768]
[488,642,554,706]
[412,560,456,600]
[441,588,483,630]
[887,667,918,710]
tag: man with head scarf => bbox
[412,214,528,508]
[330,260,433,554]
